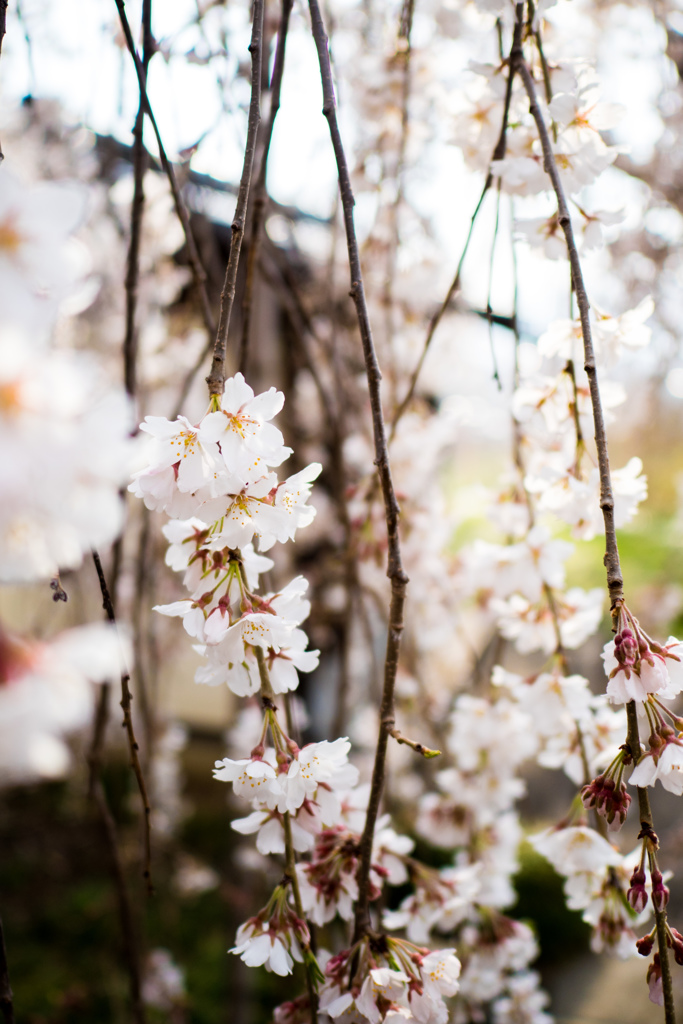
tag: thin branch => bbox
[206,0,265,397]
[0,0,7,59]
[390,3,526,437]
[306,0,409,942]
[515,55,622,605]
[123,0,154,400]
[239,0,293,376]
[91,780,147,1024]
[516,38,674,1022]
[625,702,676,1022]
[92,550,153,892]
[113,0,216,340]
[0,914,15,1024]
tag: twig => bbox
[306,0,409,942]
[238,0,293,376]
[0,0,7,59]
[515,52,622,607]
[390,2,526,437]
[206,0,265,397]
[113,0,216,339]
[0,914,15,1024]
[390,728,440,758]
[381,0,415,377]
[123,0,154,400]
[517,38,674,1022]
[91,780,147,1024]
[92,550,153,892]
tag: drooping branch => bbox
[123,0,154,400]
[92,550,153,892]
[306,0,409,941]
[113,0,216,339]
[0,0,7,59]
[390,1,526,436]
[516,41,675,1023]
[91,780,147,1024]
[206,0,265,397]
[239,0,293,376]
[515,53,623,606]
[0,914,15,1024]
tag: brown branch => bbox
[113,0,216,340]
[239,0,293,376]
[517,39,675,1021]
[206,0,265,397]
[91,780,147,1024]
[92,550,153,893]
[390,3,525,437]
[0,0,7,59]
[0,914,15,1024]
[123,0,154,399]
[306,0,409,942]
[515,52,623,606]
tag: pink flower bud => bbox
[628,868,648,913]
[652,869,670,911]
[636,932,655,957]
[669,928,683,966]
[647,954,664,1006]
[615,628,638,667]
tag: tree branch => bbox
[91,780,147,1024]
[517,37,674,1022]
[206,0,265,397]
[515,51,623,606]
[390,2,525,436]
[92,550,153,893]
[306,0,409,942]
[239,0,293,376]
[123,0,154,400]
[113,0,216,340]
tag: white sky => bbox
[1,0,680,374]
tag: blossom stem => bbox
[306,0,410,943]
[206,0,265,397]
[282,813,319,1022]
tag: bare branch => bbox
[0,0,7,59]
[390,3,525,436]
[306,0,409,941]
[516,34,674,1021]
[239,0,293,376]
[91,780,147,1024]
[113,0,216,340]
[206,0,265,397]
[123,0,154,400]
[92,550,153,893]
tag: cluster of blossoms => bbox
[0,161,135,783]
[134,375,470,1021]
[131,373,321,696]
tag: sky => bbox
[2,0,682,396]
